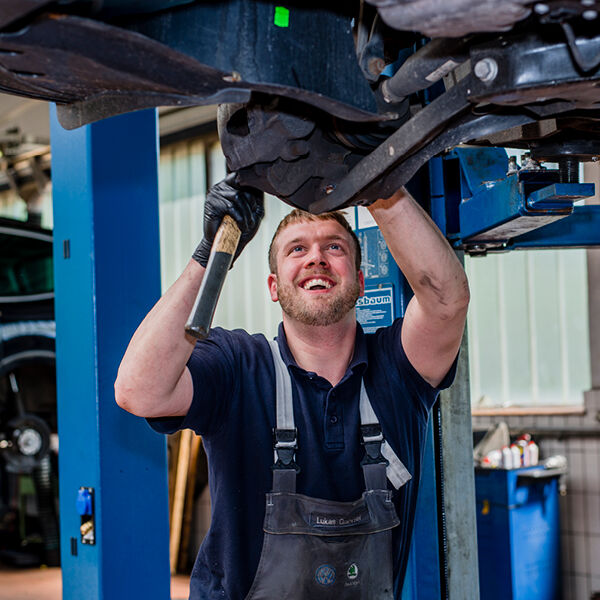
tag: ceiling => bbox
[0,92,218,195]
[0,94,49,142]
[0,92,219,143]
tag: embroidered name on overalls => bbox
[310,511,368,527]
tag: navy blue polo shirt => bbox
[149,319,456,599]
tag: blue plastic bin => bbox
[475,466,562,600]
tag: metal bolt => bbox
[534,3,550,14]
[17,428,42,456]
[469,245,488,256]
[324,184,336,195]
[368,57,386,77]
[474,58,498,83]
[583,9,598,19]
[558,157,580,183]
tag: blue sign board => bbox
[356,286,394,333]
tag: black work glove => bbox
[192,173,264,268]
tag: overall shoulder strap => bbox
[268,340,299,492]
[359,381,412,490]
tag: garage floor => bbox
[0,566,190,599]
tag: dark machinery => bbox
[0,217,59,567]
[0,0,598,230]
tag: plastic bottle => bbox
[528,440,539,466]
[510,443,521,468]
[518,439,530,467]
[483,449,502,468]
[501,446,513,469]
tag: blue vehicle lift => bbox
[49,106,598,599]
[50,108,170,600]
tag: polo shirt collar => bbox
[275,322,369,378]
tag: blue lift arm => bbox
[438,146,599,254]
[509,205,600,249]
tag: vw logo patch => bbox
[315,564,336,586]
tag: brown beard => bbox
[276,275,361,326]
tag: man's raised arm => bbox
[367,187,470,388]
[114,175,264,418]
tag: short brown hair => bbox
[268,209,362,274]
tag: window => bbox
[466,249,591,410]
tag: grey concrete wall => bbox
[588,248,600,389]
[585,161,600,390]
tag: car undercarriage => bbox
[0,0,598,222]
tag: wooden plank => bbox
[169,428,192,574]
[178,434,202,573]
[472,405,585,417]
[167,432,181,528]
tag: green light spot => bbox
[274,6,289,28]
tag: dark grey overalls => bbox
[244,341,413,600]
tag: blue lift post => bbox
[50,108,170,600]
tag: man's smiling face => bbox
[268,219,364,326]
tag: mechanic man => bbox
[114,175,469,599]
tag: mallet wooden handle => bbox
[185,215,241,339]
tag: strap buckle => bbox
[272,428,301,473]
[360,424,389,467]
